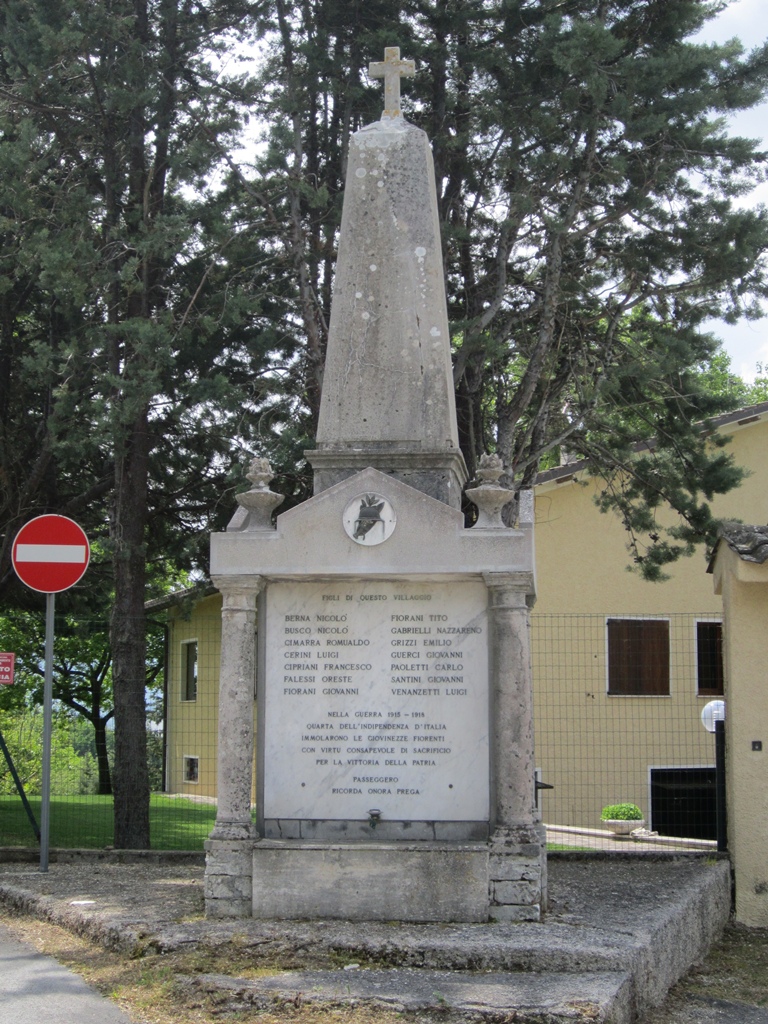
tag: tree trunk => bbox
[110,408,151,848]
[93,714,113,796]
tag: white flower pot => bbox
[603,819,645,835]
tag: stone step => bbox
[179,966,634,1023]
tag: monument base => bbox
[205,826,547,923]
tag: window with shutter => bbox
[696,621,724,696]
[607,618,670,695]
[182,641,198,702]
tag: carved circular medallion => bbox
[342,493,397,546]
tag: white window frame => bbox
[183,754,200,784]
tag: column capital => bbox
[482,571,535,603]
[209,819,256,841]
[211,574,266,611]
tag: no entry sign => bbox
[12,515,90,594]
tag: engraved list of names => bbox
[263,580,489,822]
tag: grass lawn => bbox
[0,802,593,853]
[0,794,216,850]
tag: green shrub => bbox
[601,802,643,821]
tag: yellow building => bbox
[158,401,768,839]
[149,589,226,801]
[533,401,768,836]
[711,522,768,925]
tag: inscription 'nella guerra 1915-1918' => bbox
[263,580,489,822]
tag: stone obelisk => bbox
[307,47,467,509]
[205,46,543,924]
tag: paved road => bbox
[0,921,133,1024]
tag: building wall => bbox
[165,593,227,799]
[713,544,768,926]
[532,413,768,830]
[535,414,767,614]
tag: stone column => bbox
[483,571,546,921]
[205,574,264,918]
[210,574,263,838]
[484,571,536,826]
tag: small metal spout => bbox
[368,808,382,829]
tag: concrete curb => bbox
[179,967,636,1022]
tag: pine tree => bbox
[254,0,768,576]
[0,0,272,845]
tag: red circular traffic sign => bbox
[12,515,90,594]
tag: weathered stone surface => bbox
[229,458,284,531]
[314,118,459,451]
[208,578,263,840]
[251,841,490,922]
[307,449,467,509]
[265,819,492,842]
[204,874,252,901]
[308,115,466,507]
[204,842,254,877]
[204,897,252,919]
[484,575,538,829]
[491,879,541,905]
[489,855,541,881]
[488,823,548,910]
[180,967,632,1023]
[212,467,534,579]
[204,839,254,916]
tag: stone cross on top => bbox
[369,46,415,118]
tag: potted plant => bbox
[601,803,645,836]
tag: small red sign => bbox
[12,515,90,594]
[0,653,14,685]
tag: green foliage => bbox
[252,0,768,576]
[0,610,164,794]
[601,803,644,821]
[0,0,274,846]
[0,708,95,796]
[694,351,768,406]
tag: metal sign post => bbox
[11,515,90,872]
[40,594,55,870]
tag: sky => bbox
[694,0,768,381]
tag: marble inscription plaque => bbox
[263,580,489,821]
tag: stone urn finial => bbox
[235,457,284,529]
[465,453,514,529]
[244,457,275,490]
[476,453,504,484]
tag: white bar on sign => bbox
[15,544,86,563]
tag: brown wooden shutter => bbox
[608,618,669,695]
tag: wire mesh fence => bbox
[0,610,723,851]
[532,612,723,851]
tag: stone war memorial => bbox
[204,47,545,923]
